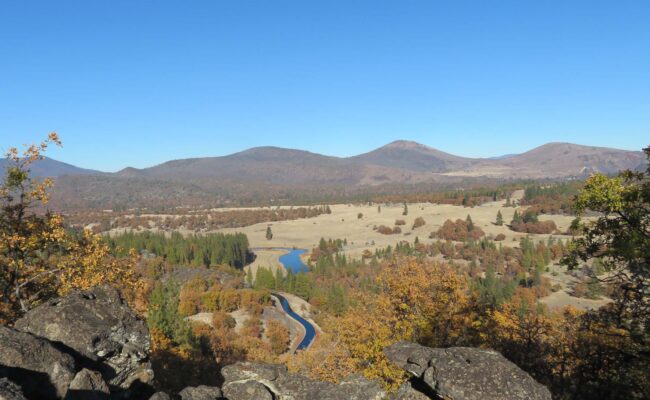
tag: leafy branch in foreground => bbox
[563,146,649,339]
[0,133,139,323]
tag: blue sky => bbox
[1,1,648,172]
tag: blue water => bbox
[278,249,309,273]
[273,292,316,351]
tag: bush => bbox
[510,220,557,234]
[395,219,406,226]
[494,233,506,241]
[412,217,426,229]
[376,225,401,235]
[435,219,485,241]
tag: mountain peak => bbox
[383,140,431,150]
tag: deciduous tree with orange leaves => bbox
[0,134,139,323]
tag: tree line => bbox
[106,231,253,268]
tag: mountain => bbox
[16,141,644,210]
[0,157,101,178]
[350,140,479,172]
[455,143,645,179]
[115,146,416,186]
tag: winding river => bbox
[272,292,316,351]
[271,248,316,350]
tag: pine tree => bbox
[496,210,503,226]
[266,226,273,240]
[402,203,408,216]
[511,210,521,224]
[466,214,474,231]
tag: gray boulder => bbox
[0,326,76,399]
[64,369,110,400]
[384,341,552,400]
[178,385,222,400]
[389,380,432,400]
[0,378,27,400]
[15,285,153,390]
[221,362,385,400]
[148,392,171,400]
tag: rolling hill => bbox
[3,142,643,210]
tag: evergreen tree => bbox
[402,203,408,216]
[254,267,276,290]
[466,214,474,231]
[246,268,253,287]
[266,226,273,240]
[496,210,504,226]
[511,210,521,224]
[147,282,193,346]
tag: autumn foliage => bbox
[433,218,485,241]
[0,134,139,323]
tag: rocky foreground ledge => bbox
[0,286,551,400]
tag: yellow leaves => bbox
[58,229,141,297]
[1,133,142,320]
[47,132,61,146]
[298,257,472,391]
[575,173,627,214]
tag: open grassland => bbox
[222,190,574,264]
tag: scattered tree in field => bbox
[402,203,408,215]
[357,213,363,219]
[377,205,381,213]
[466,214,474,231]
[509,209,556,234]
[434,218,485,241]
[266,226,273,240]
[496,210,504,226]
[412,217,426,229]
[376,225,401,235]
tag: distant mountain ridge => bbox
[113,141,644,182]
[3,141,644,210]
[0,157,101,178]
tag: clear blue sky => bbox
[1,1,648,172]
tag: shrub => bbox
[412,217,426,229]
[435,219,485,241]
[494,233,506,241]
[395,219,406,226]
[376,225,401,235]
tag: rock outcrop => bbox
[178,385,223,400]
[1,284,555,400]
[221,362,385,400]
[14,285,153,390]
[385,341,552,400]
[64,369,110,400]
[0,326,76,399]
[0,378,28,400]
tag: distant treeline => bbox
[371,186,515,207]
[107,231,253,268]
[70,206,331,233]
